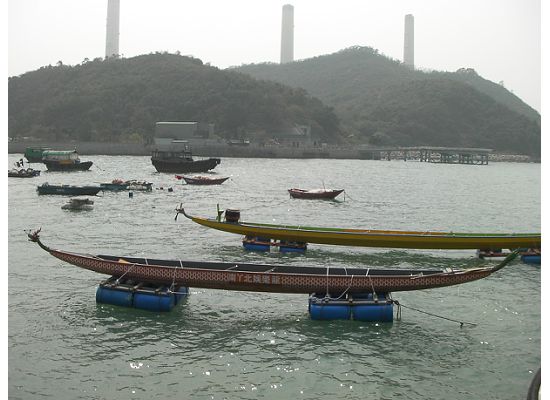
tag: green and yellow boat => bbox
[177,207,541,250]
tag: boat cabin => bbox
[42,150,81,163]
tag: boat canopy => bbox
[42,150,79,161]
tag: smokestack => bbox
[280,4,294,64]
[105,0,120,58]
[403,14,414,69]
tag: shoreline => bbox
[7,140,537,163]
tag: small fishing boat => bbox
[151,149,221,173]
[27,229,518,294]
[176,175,229,185]
[42,150,93,171]
[61,198,94,211]
[8,168,41,178]
[176,207,542,250]
[288,188,344,199]
[126,180,153,191]
[37,183,102,196]
[100,179,130,191]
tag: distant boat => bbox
[37,183,101,196]
[151,149,220,173]
[42,150,93,171]
[176,175,229,185]
[8,168,41,178]
[288,188,344,199]
[61,198,94,211]
[100,179,130,191]
[126,180,153,191]
[24,147,51,163]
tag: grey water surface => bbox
[8,155,540,399]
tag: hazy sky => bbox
[8,0,542,112]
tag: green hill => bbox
[236,46,540,156]
[8,53,341,144]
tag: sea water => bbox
[8,155,540,399]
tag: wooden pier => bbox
[363,146,491,165]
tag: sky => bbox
[7,0,542,112]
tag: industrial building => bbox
[280,4,294,64]
[105,0,120,58]
[403,14,414,69]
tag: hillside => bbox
[236,46,540,156]
[8,53,341,144]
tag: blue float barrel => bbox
[96,285,133,307]
[243,242,270,252]
[133,291,175,312]
[308,295,351,320]
[352,303,393,322]
[351,293,393,322]
[521,255,541,264]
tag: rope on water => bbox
[391,300,477,327]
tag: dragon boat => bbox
[27,229,517,294]
[176,207,541,250]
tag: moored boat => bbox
[37,183,102,196]
[100,179,129,191]
[61,198,94,211]
[8,168,41,178]
[27,229,518,294]
[288,188,344,199]
[151,149,220,173]
[126,180,153,191]
[42,150,93,171]
[176,207,542,250]
[176,175,229,185]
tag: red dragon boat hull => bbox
[28,231,516,295]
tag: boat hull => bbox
[43,160,93,171]
[45,249,496,294]
[186,216,541,250]
[100,183,129,191]
[152,158,221,173]
[289,189,344,199]
[37,185,101,196]
[182,176,229,185]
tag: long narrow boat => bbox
[27,229,517,294]
[176,175,229,185]
[37,183,102,196]
[177,208,541,250]
[288,188,344,199]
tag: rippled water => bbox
[8,154,540,399]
